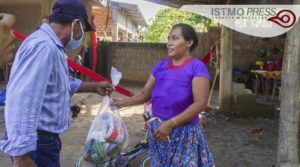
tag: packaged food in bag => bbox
[83,67,129,166]
[101,112,127,144]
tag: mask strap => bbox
[70,21,75,40]
[70,20,84,40]
[78,21,84,37]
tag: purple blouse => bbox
[151,57,210,124]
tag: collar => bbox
[39,23,65,49]
[168,57,196,70]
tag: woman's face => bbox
[167,27,192,58]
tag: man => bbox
[0,13,15,67]
[0,0,113,167]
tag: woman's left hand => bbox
[153,120,175,142]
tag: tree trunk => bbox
[277,0,300,166]
[219,26,233,113]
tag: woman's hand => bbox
[111,99,127,109]
[153,120,176,142]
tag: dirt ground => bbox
[0,83,280,167]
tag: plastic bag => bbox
[84,67,129,166]
[110,66,122,86]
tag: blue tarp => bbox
[0,89,6,106]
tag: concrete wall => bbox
[204,27,285,71]
[96,26,285,83]
[233,32,285,71]
[97,42,167,82]
[0,4,41,48]
[95,28,217,83]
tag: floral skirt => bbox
[148,118,215,167]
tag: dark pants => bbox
[4,131,61,167]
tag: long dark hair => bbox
[171,23,198,52]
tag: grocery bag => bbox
[84,67,129,166]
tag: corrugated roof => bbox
[89,0,108,7]
[144,0,227,8]
[111,1,147,27]
[145,0,293,8]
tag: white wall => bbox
[117,8,138,35]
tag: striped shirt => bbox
[0,23,82,156]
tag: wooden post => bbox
[219,25,233,112]
[277,0,300,166]
[111,5,118,42]
[125,16,128,42]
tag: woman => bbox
[112,23,215,166]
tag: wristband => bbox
[172,117,178,126]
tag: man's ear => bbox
[71,19,80,28]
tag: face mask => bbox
[65,21,84,50]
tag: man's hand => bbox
[0,13,15,67]
[94,81,113,96]
[13,154,37,167]
[77,81,113,96]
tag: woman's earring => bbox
[187,48,190,55]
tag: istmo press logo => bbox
[180,5,300,37]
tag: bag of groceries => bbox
[84,67,129,166]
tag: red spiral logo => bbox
[267,9,296,28]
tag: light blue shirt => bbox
[0,23,82,156]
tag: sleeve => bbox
[0,42,53,156]
[151,60,163,78]
[192,60,211,80]
[69,76,82,96]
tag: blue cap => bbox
[51,0,95,32]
